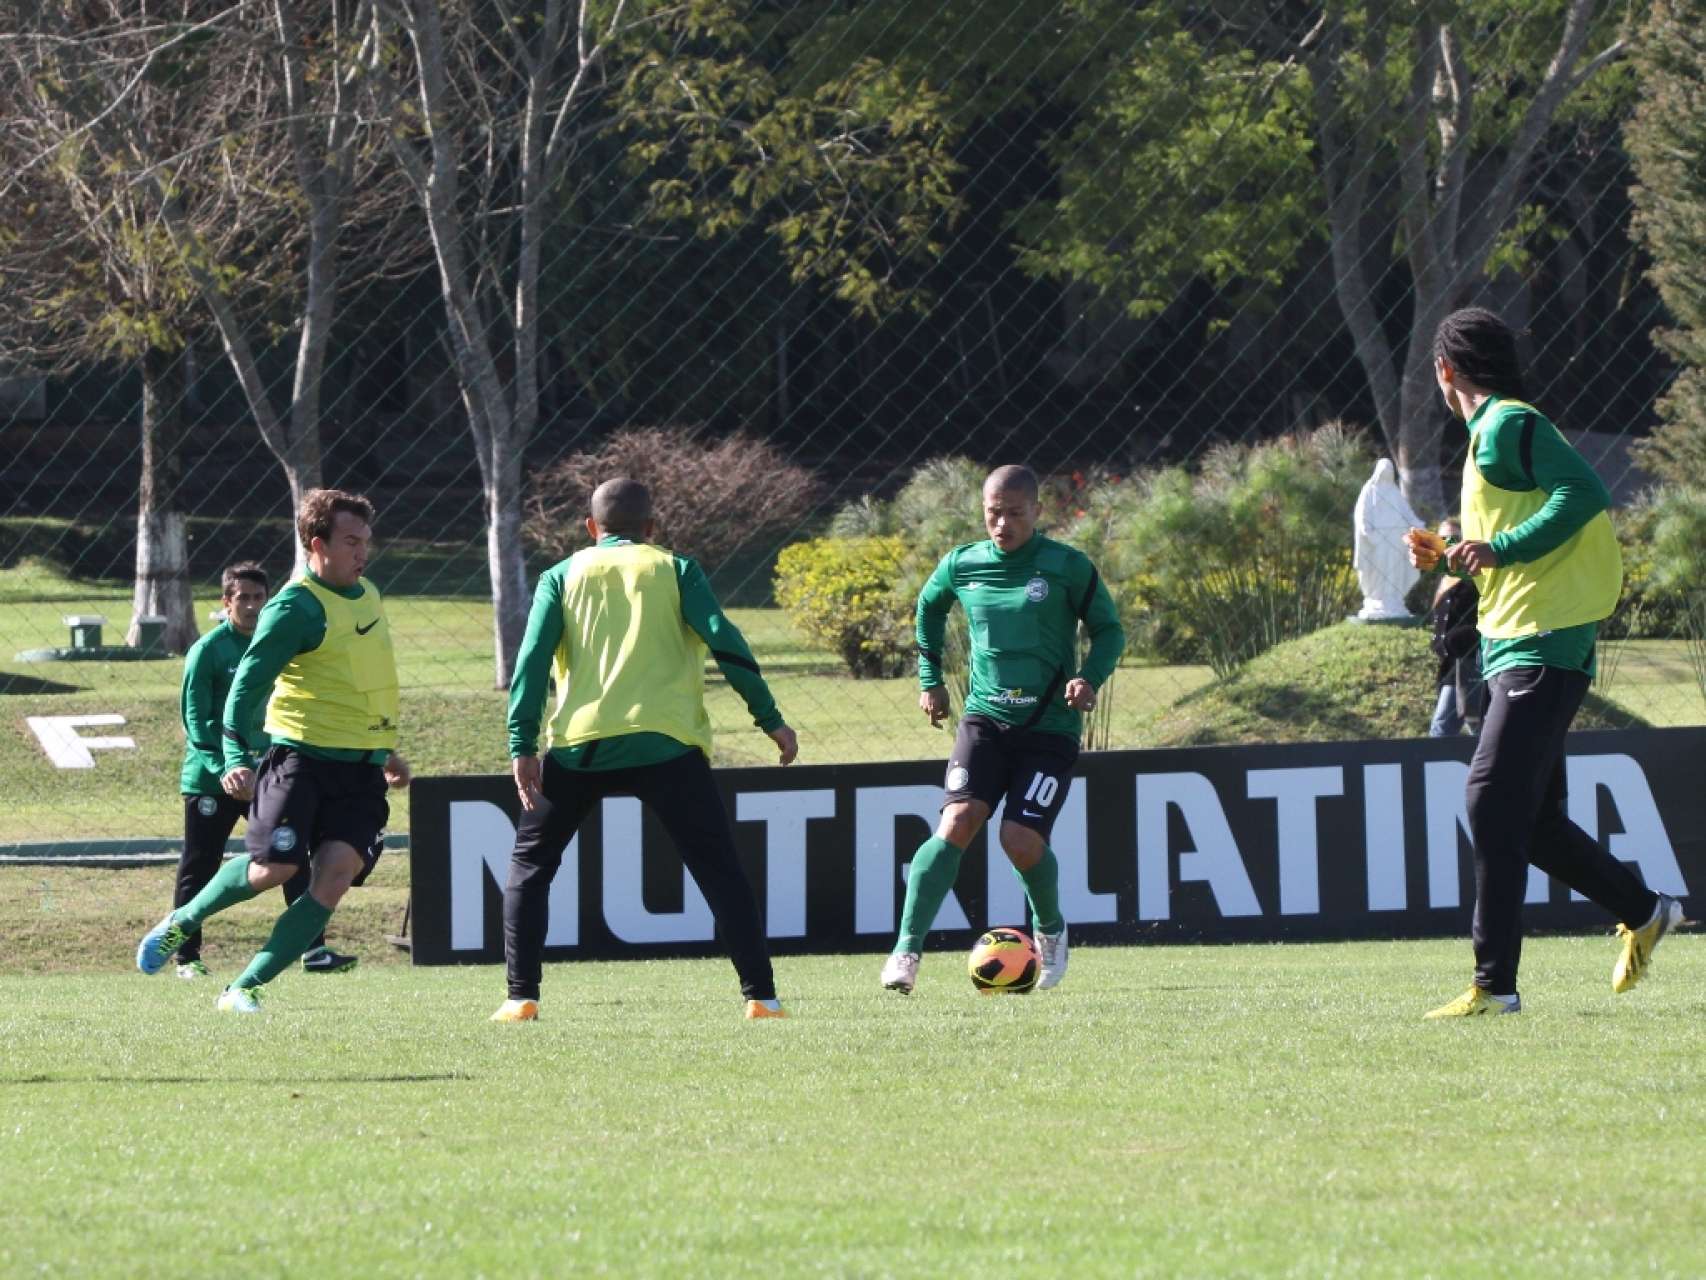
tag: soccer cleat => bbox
[1613,894,1685,994]
[215,985,263,1014]
[136,914,188,975]
[301,945,359,975]
[1036,923,1069,990]
[175,959,211,980]
[1424,986,1521,1019]
[744,999,788,1019]
[880,951,921,994]
[490,998,539,1023]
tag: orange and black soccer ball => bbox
[967,927,1040,994]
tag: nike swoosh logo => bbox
[1021,809,1043,818]
[1506,689,1533,699]
[355,620,380,635]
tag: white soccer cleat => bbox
[215,985,263,1014]
[1036,923,1069,990]
[880,951,920,994]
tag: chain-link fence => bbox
[3,2,1703,847]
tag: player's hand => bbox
[767,724,799,766]
[920,685,950,728]
[1064,677,1097,712]
[1404,526,1446,570]
[221,767,254,802]
[383,753,412,789]
[512,755,544,811]
[1444,539,1499,575]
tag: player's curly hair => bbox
[297,488,375,552]
[1433,307,1527,400]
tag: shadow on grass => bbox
[3,1072,476,1086]
[0,673,84,695]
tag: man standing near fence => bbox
[137,490,410,1012]
[491,477,796,1024]
[1407,306,1682,1018]
[166,561,355,979]
[881,463,1124,995]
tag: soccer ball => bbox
[967,927,1040,994]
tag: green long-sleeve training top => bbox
[916,533,1125,741]
[180,620,268,795]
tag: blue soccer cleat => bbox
[136,914,188,975]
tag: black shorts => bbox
[245,746,389,886]
[942,714,1079,838]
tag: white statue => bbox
[1352,458,1424,621]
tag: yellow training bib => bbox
[264,576,400,750]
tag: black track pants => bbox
[502,750,776,1002]
[1464,664,1658,993]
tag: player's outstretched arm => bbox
[220,587,320,778]
[675,555,788,735]
[914,551,957,696]
[507,569,566,761]
[1075,558,1125,692]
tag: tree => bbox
[1627,0,1706,487]
[367,0,961,687]
[801,1,1637,516]
[1041,2,1635,516]
[0,3,297,651]
[167,1,419,572]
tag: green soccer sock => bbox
[895,836,965,954]
[174,854,262,930]
[232,891,334,990]
[1014,846,1064,936]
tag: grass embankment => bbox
[2,938,1704,1278]
[1143,621,1651,746]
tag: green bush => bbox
[821,457,990,686]
[773,536,914,678]
[1060,422,1372,674]
[1611,485,1706,639]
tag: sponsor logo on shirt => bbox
[988,687,1040,707]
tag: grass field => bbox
[6,542,1705,1277]
[3,929,1703,1278]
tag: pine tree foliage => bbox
[1627,0,1706,486]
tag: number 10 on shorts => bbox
[1024,772,1058,808]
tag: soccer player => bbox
[1407,307,1681,1018]
[168,561,355,978]
[137,490,410,1012]
[490,478,797,1024]
[880,463,1124,994]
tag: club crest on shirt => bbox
[1025,576,1049,603]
